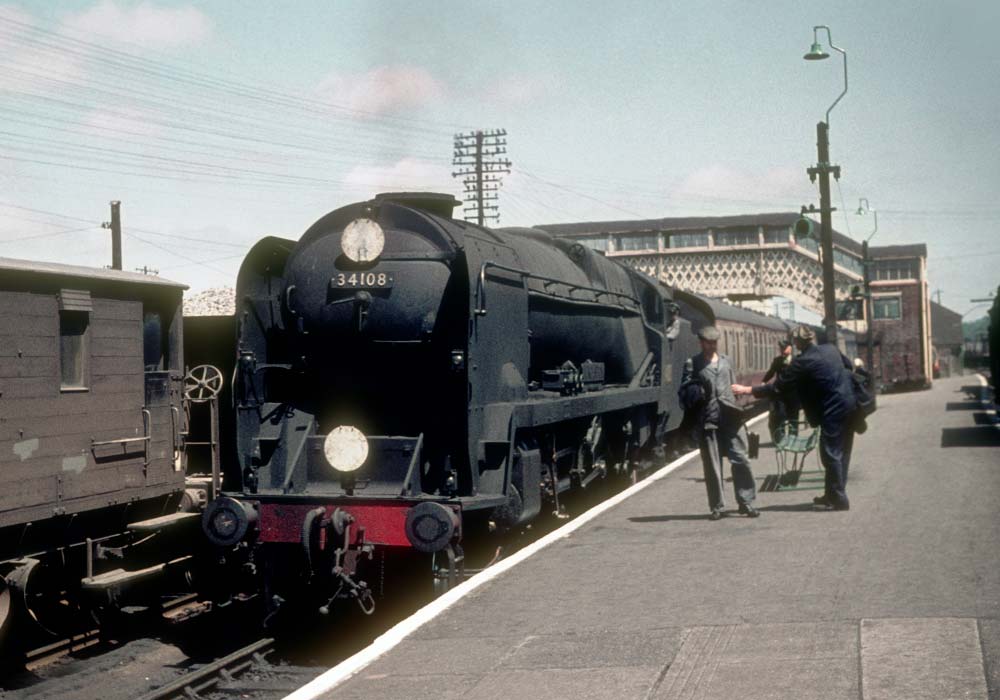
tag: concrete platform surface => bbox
[303,374,999,700]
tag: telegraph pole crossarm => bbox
[452,129,511,226]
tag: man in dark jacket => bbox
[733,325,857,510]
[763,339,800,441]
[680,325,759,520]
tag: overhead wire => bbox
[0,15,469,135]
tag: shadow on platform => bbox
[973,412,1000,426]
[757,502,828,512]
[940,426,1000,448]
[946,402,982,411]
[629,514,717,523]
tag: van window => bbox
[60,310,89,389]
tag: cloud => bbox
[671,165,810,212]
[315,66,446,116]
[62,1,213,49]
[342,158,454,193]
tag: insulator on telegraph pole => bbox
[452,129,511,226]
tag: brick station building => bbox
[867,244,932,390]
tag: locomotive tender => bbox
[204,192,689,614]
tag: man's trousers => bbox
[819,419,855,507]
[698,423,757,511]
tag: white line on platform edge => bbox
[283,412,768,700]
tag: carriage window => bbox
[60,310,89,390]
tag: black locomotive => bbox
[201,193,691,615]
[199,192,859,619]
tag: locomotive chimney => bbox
[373,192,461,219]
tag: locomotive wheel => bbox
[184,364,224,403]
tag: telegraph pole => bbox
[809,121,840,345]
[862,239,874,374]
[452,129,511,226]
[101,200,122,270]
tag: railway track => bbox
[136,637,318,700]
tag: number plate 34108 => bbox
[331,272,394,288]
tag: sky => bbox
[0,0,997,320]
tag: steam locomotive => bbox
[198,192,830,620]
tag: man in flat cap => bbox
[679,325,759,520]
[733,325,857,510]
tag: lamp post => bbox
[802,25,848,345]
[856,198,878,374]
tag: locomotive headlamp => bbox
[323,425,369,472]
[341,218,385,263]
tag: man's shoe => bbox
[709,509,724,521]
[738,504,760,518]
[812,495,832,507]
[832,500,850,511]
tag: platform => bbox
[290,374,1000,700]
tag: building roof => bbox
[869,244,928,259]
[536,212,863,254]
[0,256,187,289]
[931,301,964,347]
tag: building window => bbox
[576,235,608,252]
[796,236,819,253]
[833,249,864,276]
[668,232,709,248]
[873,297,902,320]
[613,233,660,251]
[60,310,89,389]
[714,228,757,246]
[873,260,917,281]
[763,227,789,244]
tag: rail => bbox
[136,637,275,700]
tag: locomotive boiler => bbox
[204,192,685,616]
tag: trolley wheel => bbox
[184,364,224,402]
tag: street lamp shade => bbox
[804,42,830,60]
